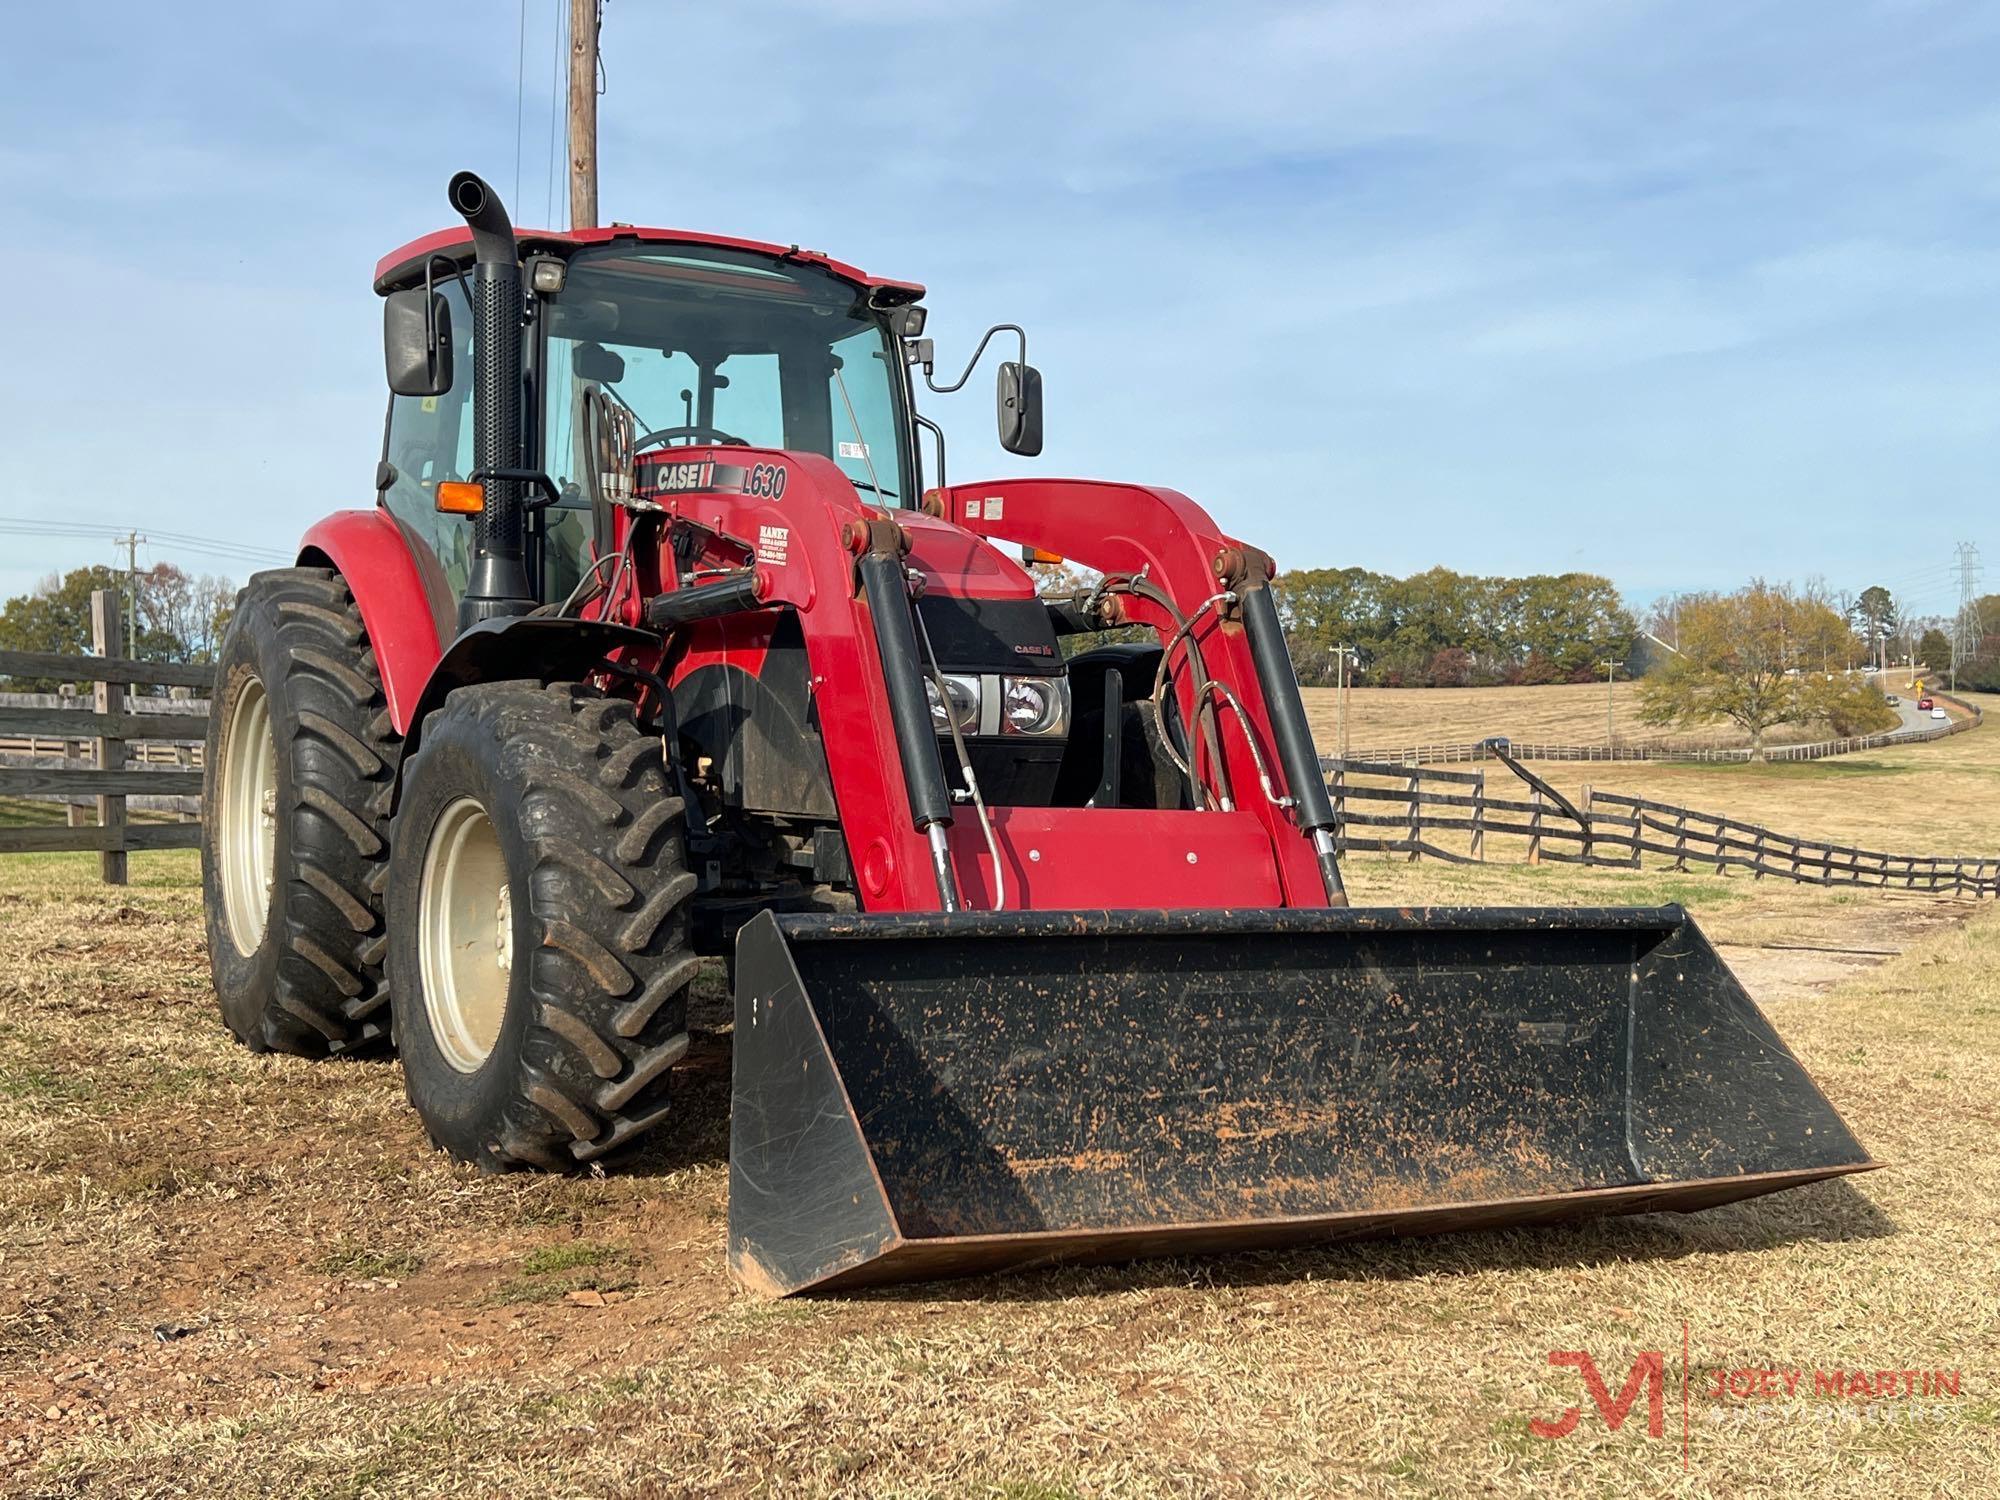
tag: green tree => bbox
[0,564,222,691]
[1274,566,1633,687]
[1851,585,1897,667]
[1637,582,1895,758]
[1917,627,1952,669]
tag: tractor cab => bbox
[372,226,1033,614]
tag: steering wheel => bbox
[634,423,749,452]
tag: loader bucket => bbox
[727,906,1874,1296]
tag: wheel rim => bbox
[218,678,278,957]
[418,796,514,1073]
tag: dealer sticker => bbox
[757,524,790,564]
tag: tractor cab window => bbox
[541,245,913,593]
[379,275,477,600]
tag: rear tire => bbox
[387,682,698,1171]
[202,568,401,1055]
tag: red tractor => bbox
[202,173,1870,1294]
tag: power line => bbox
[0,517,290,568]
[513,0,529,209]
[546,0,566,227]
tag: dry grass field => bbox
[1299,675,1956,756]
[4,713,1999,1496]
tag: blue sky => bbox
[3,0,1997,622]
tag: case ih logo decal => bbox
[638,458,789,500]
[649,459,720,493]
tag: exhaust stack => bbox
[448,171,534,629]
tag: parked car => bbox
[1931,707,1949,720]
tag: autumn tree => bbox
[1636,582,1893,758]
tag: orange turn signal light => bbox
[1020,546,1065,566]
[436,480,486,515]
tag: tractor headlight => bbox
[1000,675,1070,737]
[924,673,981,735]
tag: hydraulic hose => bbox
[1222,548,1348,907]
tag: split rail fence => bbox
[1326,755,2000,898]
[0,589,208,882]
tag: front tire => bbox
[387,682,698,1170]
[202,568,400,1055]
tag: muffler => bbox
[727,906,1874,1295]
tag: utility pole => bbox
[114,531,145,657]
[1334,645,1356,759]
[567,0,601,230]
[1599,659,1619,746]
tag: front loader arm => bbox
[929,478,1343,905]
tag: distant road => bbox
[1872,678,1950,740]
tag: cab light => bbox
[436,481,485,515]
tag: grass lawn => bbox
[2,834,1996,1495]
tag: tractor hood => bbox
[896,512,1061,675]
[898,511,1039,601]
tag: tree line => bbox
[1274,566,1636,688]
[0,564,235,692]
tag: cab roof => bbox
[373,224,924,303]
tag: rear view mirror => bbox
[384,287,453,397]
[997,361,1043,456]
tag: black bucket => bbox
[726,907,1874,1296]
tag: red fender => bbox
[298,508,451,735]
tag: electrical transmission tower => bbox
[1951,541,1982,691]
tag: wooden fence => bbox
[1325,756,1995,897]
[0,590,210,882]
[1329,757,1636,868]
[1583,790,2000,897]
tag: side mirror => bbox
[997,361,1043,456]
[384,287,453,397]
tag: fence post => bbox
[91,588,128,886]
[1581,783,1595,864]
[1406,768,1422,862]
[1472,768,1485,862]
[1673,811,1688,872]
[1528,788,1543,866]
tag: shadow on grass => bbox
[836,1176,1897,1306]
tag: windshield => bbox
[542,245,911,508]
